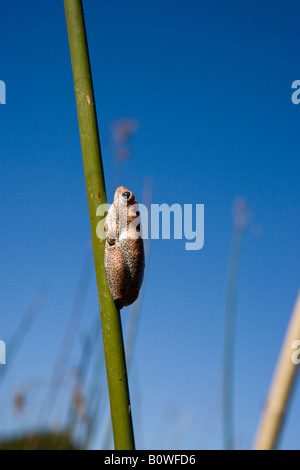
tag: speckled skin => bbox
[104,186,145,309]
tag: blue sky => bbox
[0,0,300,449]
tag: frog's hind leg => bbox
[104,243,127,309]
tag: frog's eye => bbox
[122,191,131,200]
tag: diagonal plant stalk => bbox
[66,315,100,444]
[0,287,47,386]
[223,230,243,450]
[254,290,300,450]
[223,198,248,450]
[38,243,93,425]
[64,0,135,450]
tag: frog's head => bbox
[114,186,136,206]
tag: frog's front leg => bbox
[104,206,118,245]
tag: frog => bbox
[104,186,145,309]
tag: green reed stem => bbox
[64,0,135,450]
